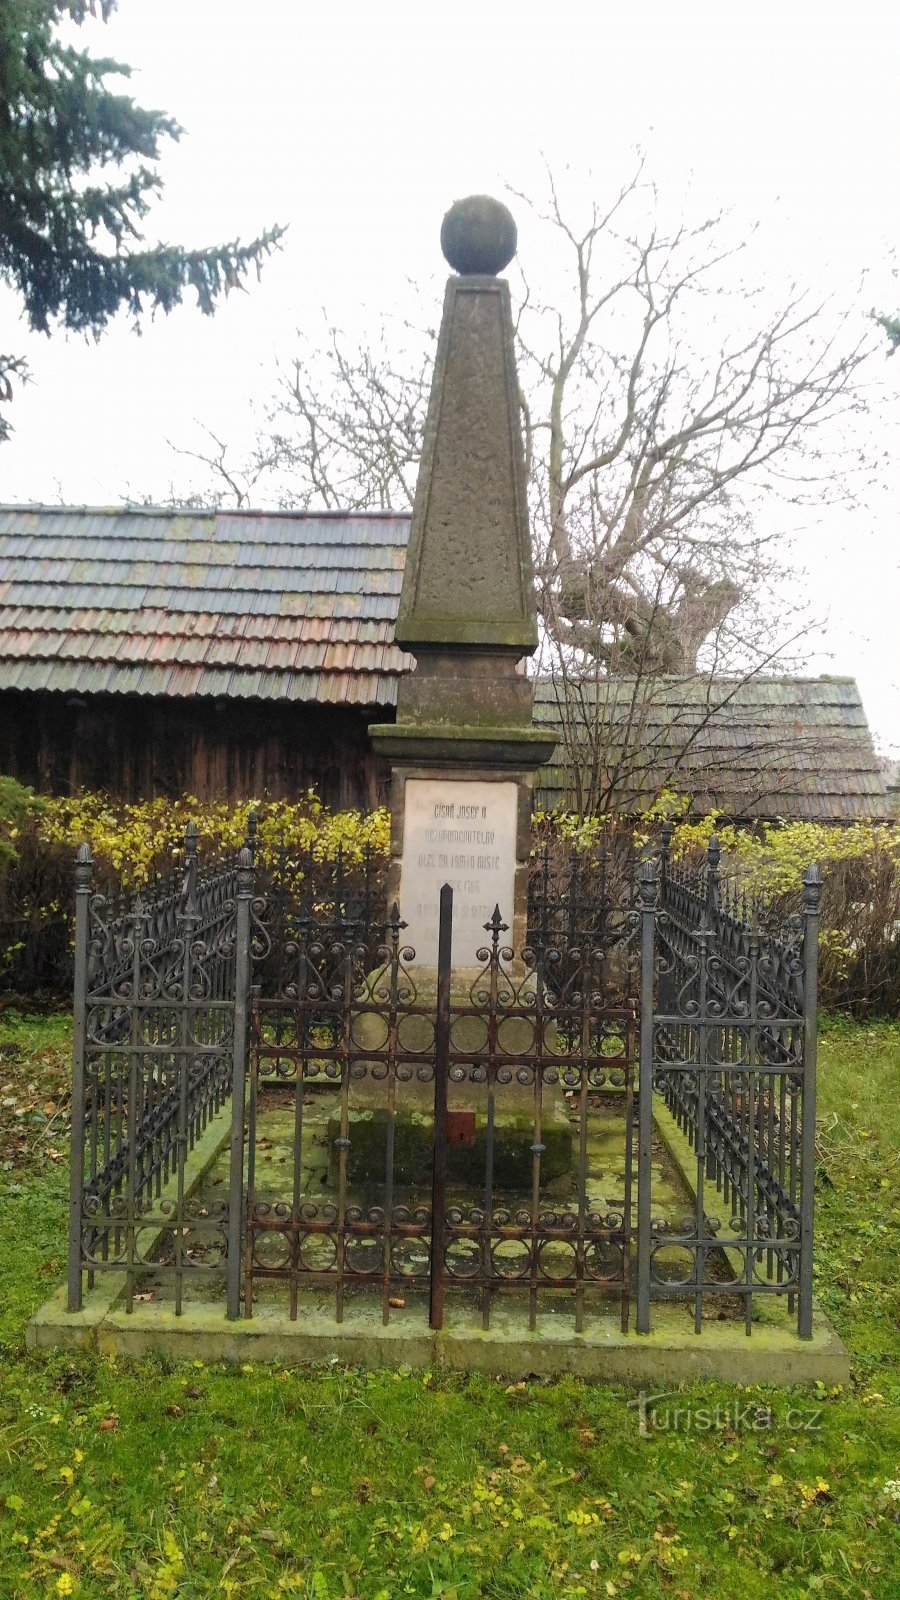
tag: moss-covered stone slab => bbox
[326,1101,573,1189]
[28,1288,850,1386]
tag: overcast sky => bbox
[2,0,899,753]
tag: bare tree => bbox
[169,322,434,512]
[271,324,434,511]
[163,164,880,813]
[155,426,283,509]
[513,166,875,666]
[541,626,818,819]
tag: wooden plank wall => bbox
[0,691,390,808]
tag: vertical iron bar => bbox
[482,1085,495,1330]
[766,1045,776,1280]
[174,825,198,1318]
[182,820,198,910]
[243,1001,259,1319]
[798,865,821,1339]
[67,844,93,1313]
[659,820,672,904]
[694,924,710,1336]
[745,931,758,1336]
[574,973,591,1334]
[777,1066,787,1287]
[706,834,721,922]
[226,848,254,1320]
[636,860,656,1335]
[622,1008,636,1333]
[381,1081,397,1319]
[381,920,399,1327]
[334,945,354,1324]
[528,1019,543,1333]
[125,903,142,1314]
[482,911,500,1331]
[111,948,123,1263]
[429,884,453,1332]
[381,908,402,1326]
[291,938,309,1325]
[788,1030,800,1317]
[245,810,258,862]
[101,1048,112,1266]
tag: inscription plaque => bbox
[399,779,518,966]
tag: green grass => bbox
[0,1008,898,1600]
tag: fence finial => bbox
[639,857,657,907]
[706,833,721,916]
[803,862,822,912]
[74,841,93,889]
[236,844,254,893]
[182,819,199,912]
[245,810,258,861]
[659,819,673,897]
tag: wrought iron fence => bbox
[65,820,822,1341]
[245,861,640,1333]
[68,825,246,1315]
[527,827,638,962]
[641,828,821,1338]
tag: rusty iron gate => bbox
[245,881,638,1331]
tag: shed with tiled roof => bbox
[532,677,890,822]
[0,505,410,804]
[0,505,889,819]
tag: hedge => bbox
[0,789,389,993]
[1,786,898,1014]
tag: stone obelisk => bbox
[371,196,556,968]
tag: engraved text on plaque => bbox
[399,779,518,966]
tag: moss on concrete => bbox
[325,1102,573,1188]
[28,1087,849,1385]
[29,1283,850,1384]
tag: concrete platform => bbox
[28,1093,850,1386]
[27,1279,849,1385]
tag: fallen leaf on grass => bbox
[97,1416,119,1432]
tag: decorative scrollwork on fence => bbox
[645,833,819,1337]
[67,826,819,1342]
